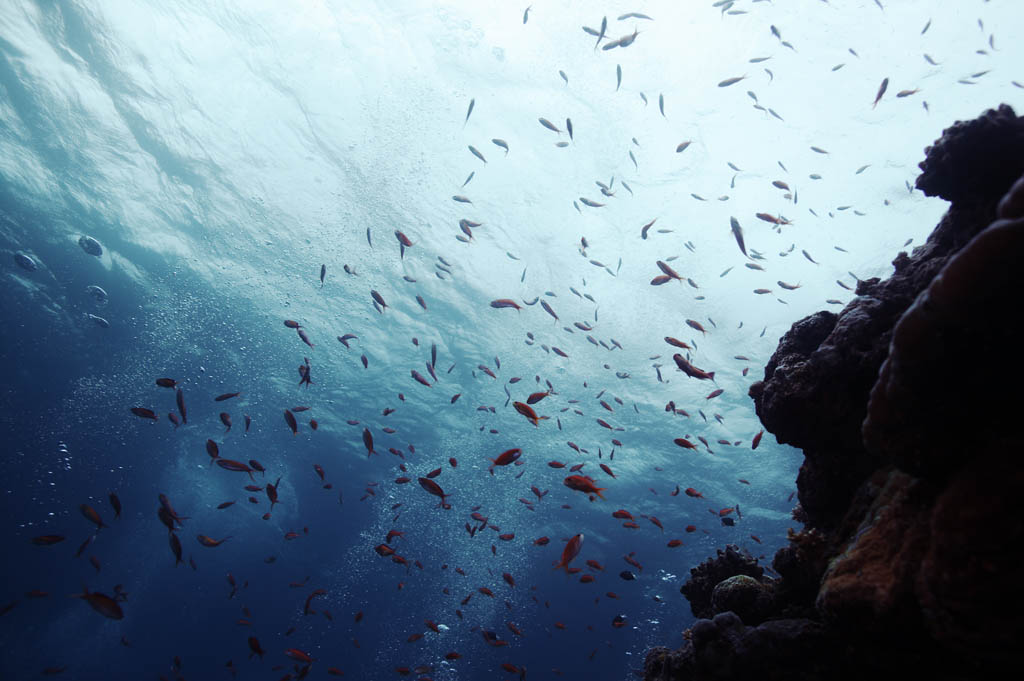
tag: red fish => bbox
[526,391,550,405]
[489,448,522,474]
[130,407,157,421]
[706,389,724,400]
[155,378,178,388]
[80,504,106,531]
[285,648,314,663]
[298,329,315,349]
[612,509,633,520]
[685,319,707,335]
[284,320,301,329]
[176,388,187,424]
[674,438,700,451]
[664,337,691,349]
[32,535,65,546]
[513,401,547,426]
[220,412,232,432]
[657,260,683,280]
[752,429,764,449]
[553,533,584,571]
[563,475,606,499]
[216,459,255,480]
[197,534,230,547]
[673,353,715,380]
[362,428,375,456]
[490,299,521,311]
[248,636,264,659]
[418,477,452,509]
[599,463,616,478]
[534,536,550,545]
[215,392,241,402]
[72,587,123,619]
[266,477,281,509]
[205,439,219,464]
[395,230,414,258]
[371,290,388,311]
[684,488,704,498]
[411,370,432,387]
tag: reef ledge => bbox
[643,104,1024,681]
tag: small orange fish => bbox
[489,448,522,474]
[72,586,123,619]
[513,401,547,426]
[553,533,583,571]
[196,534,231,547]
[563,475,606,499]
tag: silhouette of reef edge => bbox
[642,104,1024,681]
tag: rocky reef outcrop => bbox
[644,105,1024,681]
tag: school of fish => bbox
[10,1,1021,679]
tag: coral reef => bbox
[644,106,1024,681]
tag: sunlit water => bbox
[1,1,1021,679]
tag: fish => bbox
[673,354,715,381]
[490,299,522,311]
[196,534,231,548]
[464,98,475,125]
[553,533,584,571]
[523,5,530,23]
[538,117,561,133]
[418,477,452,509]
[566,118,573,140]
[595,16,607,50]
[489,448,522,474]
[130,407,158,421]
[676,141,691,153]
[468,145,487,164]
[730,217,747,257]
[176,388,187,424]
[564,475,606,498]
[872,77,889,108]
[616,64,622,91]
[658,93,665,117]
[559,69,568,84]
[319,264,326,286]
[491,138,509,154]
[718,76,746,87]
[72,587,124,620]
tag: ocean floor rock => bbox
[646,105,1024,681]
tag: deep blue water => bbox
[2,1,1022,680]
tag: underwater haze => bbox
[2,0,1022,679]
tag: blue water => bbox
[2,1,1021,679]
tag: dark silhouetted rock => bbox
[645,108,1024,681]
[680,545,763,620]
[916,103,1024,205]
